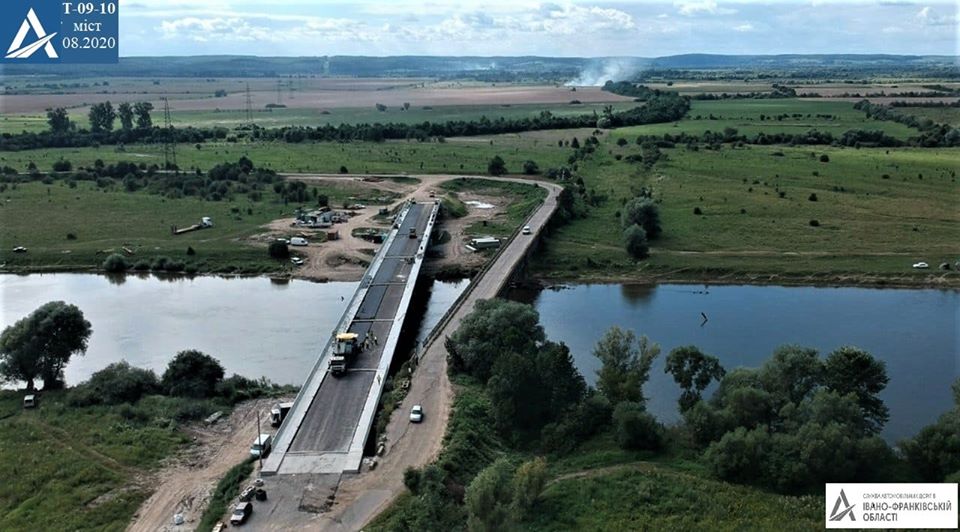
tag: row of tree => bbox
[1,94,690,151]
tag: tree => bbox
[487,155,507,176]
[0,301,92,390]
[268,241,289,259]
[901,378,959,481]
[102,253,129,273]
[511,457,547,516]
[465,458,515,532]
[133,102,154,129]
[623,225,649,259]
[593,326,660,405]
[161,350,224,398]
[522,160,539,175]
[118,102,134,130]
[46,107,70,133]
[69,361,158,405]
[621,197,662,239]
[613,401,663,450]
[822,346,889,434]
[446,299,544,382]
[758,345,823,407]
[665,346,726,412]
[88,102,116,132]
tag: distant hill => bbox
[2,54,955,79]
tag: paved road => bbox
[315,175,562,531]
[286,203,432,455]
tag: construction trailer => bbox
[467,237,501,252]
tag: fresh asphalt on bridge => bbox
[286,203,433,455]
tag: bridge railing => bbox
[417,181,555,358]
[271,203,414,450]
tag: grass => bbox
[610,99,919,139]
[441,178,547,238]
[0,390,191,532]
[0,176,410,272]
[0,138,570,176]
[525,461,822,531]
[535,140,960,282]
[196,459,254,532]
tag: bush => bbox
[186,246,196,256]
[268,241,289,259]
[808,193,818,202]
[403,467,422,494]
[613,402,663,450]
[339,165,349,174]
[52,159,73,172]
[102,253,128,273]
[819,154,830,162]
[66,232,77,240]
[162,350,225,398]
[522,160,539,175]
[809,219,820,227]
[623,225,649,259]
[487,155,507,176]
[73,361,159,405]
[693,207,703,215]
[133,260,150,271]
[197,460,254,531]
[150,256,171,271]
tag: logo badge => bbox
[829,489,856,522]
[5,8,57,59]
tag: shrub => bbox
[623,225,649,259]
[693,207,703,215]
[809,219,820,227]
[133,260,150,271]
[186,246,196,256]
[268,241,289,259]
[808,193,818,202]
[613,402,663,450]
[339,165,349,174]
[819,154,830,162]
[102,253,128,273]
[52,159,72,172]
[69,361,159,405]
[488,155,507,176]
[150,256,171,271]
[161,350,225,398]
[522,160,539,175]
[66,233,77,240]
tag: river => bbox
[508,283,959,442]
[0,273,468,388]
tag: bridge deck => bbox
[262,201,438,474]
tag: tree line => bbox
[0,94,690,151]
[854,99,960,147]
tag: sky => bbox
[119,0,959,57]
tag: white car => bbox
[912,262,929,269]
[521,225,532,235]
[291,257,304,266]
[409,405,424,423]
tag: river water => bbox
[0,273,468,388]
[508,283,959,442]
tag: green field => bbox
[895,106,960,127]
[0,137,569,176]
[1,102,638,134]
[0,390,188,531]
[536,141,960,282]
[611,99,919,139]
[0,180,306,272]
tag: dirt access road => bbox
[259,175,561,531]
[127,398,283,532]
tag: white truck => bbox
[270,402,294,427]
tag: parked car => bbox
[239,485,256,502]
[291,257,304,266]
[410,404,424,423]
[912,262,929,269]
[230,502,252,525]
[23,394,36,409]
[250,434,272,458]
[12,246,27,253]
[521,225,532,235]
[289,237,308,246]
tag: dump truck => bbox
[328,332,361,376]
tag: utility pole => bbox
[256,409,264,470]
[160,97,176,170]
[245,83,253,123]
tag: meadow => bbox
[536,141,959,283]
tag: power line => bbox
[160,97,176,170]
[245,82,253,123]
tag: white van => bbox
[23,394,36,409]
[250,434,272,458]
[289,237,308,246]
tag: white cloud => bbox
[733,23,754,32]
[674,0,737,16]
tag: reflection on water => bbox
[507,283,959,442]
[1,274,469,389]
